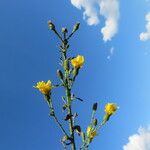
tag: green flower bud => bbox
[61,27,68,33]
[92,103,98,111]
[93,118,98,126]
[72,22,80,33]
[62,104,68,111]
[57,69,64,81]
[73,125,81,135]
[62,135,68,142]
[50,110,54,116]
[48,20,55,30]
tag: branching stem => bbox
[62,40,76,150]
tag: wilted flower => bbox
[71,55,84,69]
[34,80,52,95]
[87,126,97,139]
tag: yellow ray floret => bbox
[105,103,118,115]
[34,80,52,95]
[71,55,84,69]
[87,126,97,139]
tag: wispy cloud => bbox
[70,0,120,42]
[123,126,150,150]
[107,47,114,60]
[140,12,150,41]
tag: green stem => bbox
[81,110,96,149]
[66,88,76,150]
[62,41,76,150]
[53,29,63,42]
[45,95,69,138]
[67,32,74,40]
[90,110,96,127]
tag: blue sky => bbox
[0,0,150,150]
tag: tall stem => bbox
[62,42,76,150]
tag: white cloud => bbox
[70,0,120,42]
[107,47,114,60]
[140,12,150,41]
[70,0,100,25]
[123,126,150,150]
[99,0,119,42]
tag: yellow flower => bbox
[34,80,52,95]
[105,103,117,115]
[87,126,97,139]
[71,55,84,69]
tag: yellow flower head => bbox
[34,80,52,95]
[71,55,84,69]
[87,126,97,139]
[105,103,118,115]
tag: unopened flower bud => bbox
[57,70,64,81]
[61,27,68,33]
[66,44,69,49]
[92,103,98,111]
[72,22,80,33]
[50,110,54,116]
[48,20,55,30]
[62,135,68,142]
[93,118,98,126]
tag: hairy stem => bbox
[45,95,69,138]
[62,41,76,150]
[66,88,76,150]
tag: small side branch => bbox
[45,95,69,138]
